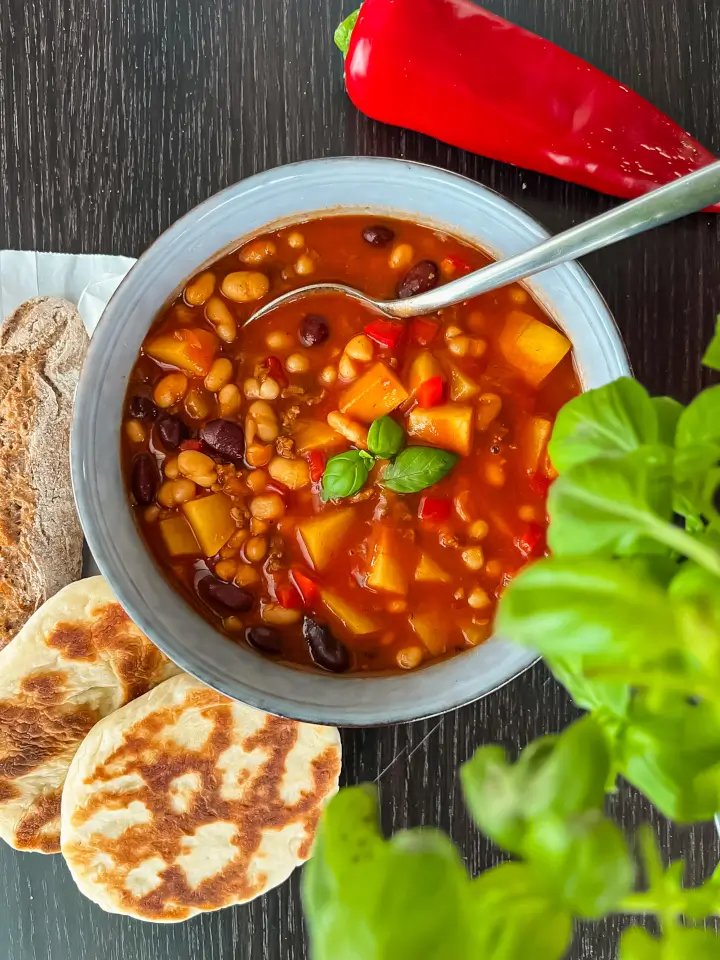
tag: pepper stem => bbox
[334,8,360,57]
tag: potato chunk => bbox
[407,404,473,456]
[145,328,219,377]
[366,527,408,595]
[498,311,571,386]
[297,508,356,570]
[522,416,553,474]
[182,492,236,556]
[159,515,200,557]
[409,610,446,656]
[320,588,379,635]
[414,553,451,583]
[293,420,345,454]
[339,362,409,424]
[446,361,480,402]
[408,351,444,392]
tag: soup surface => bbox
[123,216,580,674]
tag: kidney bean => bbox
[197,577,254,614]
[303,617,351,673]
[131,453,159,505]
[245,626,283,655]
[397,260,440,299]
[128,396,158,420]
[155,414,189,450]
[362,224,395,247]
[299,314,330,347]
[200,419,245,463]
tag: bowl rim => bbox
[72,156,630,726]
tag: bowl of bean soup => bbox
[72,157,629,724]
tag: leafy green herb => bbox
[367,415,405,459]
[702,315,720,371]
[333,8,360,57]
[321,449,374,501]
[382,446,458,493]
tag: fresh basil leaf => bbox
[652,396,684,446]
[367,415,405,459]
[703,315,720,372]
[321,449,373,501]
[471,863,572,960]
[303,785,484,960]
[498,556,679,666]
[621,920,720,959]
[676,385,720,449]
[548,378,658,472]
[619,928,664,960]
[618,691,720,822]
[334,8,360,57]
[547,447,678,558]
[382,446,458,493]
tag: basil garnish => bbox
[382,446,458,493]
[321,449,375,501]
[367,416,405,459]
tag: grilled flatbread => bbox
[0,576,179,853]
[0,297,88,650]
[60,673,342,921]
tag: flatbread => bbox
[0,576,179,853]
[60,673,342,921]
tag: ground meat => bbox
[349,487,376,504]
[266,534,286,573]
[275,436,295,458]
[282,405,301,430]
[303,389,327,406]
[281,385,305,399]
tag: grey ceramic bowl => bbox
[71,157,630,726]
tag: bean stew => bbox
[123,216,580,674]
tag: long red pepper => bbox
[336,0,720,211]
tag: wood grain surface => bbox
[2,0,720,957]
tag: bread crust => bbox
[0,297,89,650]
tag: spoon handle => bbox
[384,159,720,318]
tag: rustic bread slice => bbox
[0,297,89,650]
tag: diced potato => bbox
[462,622,492,646]
[414,553,451,583]
[498,311,571,386]
[445,361,480,402]
[522,416,553,474]
[366,527,408,595]
[297,508,356,570]
[409,611,446,657]
[408,351,444,392]
[407,404,473,457]
[182,492,236,556]
[339,362,409,424]
[145,328,219,377]
[293,420,345,454]
[320,588,379,635]
[159,515,200,557]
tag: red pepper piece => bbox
[515,522,547,559]
[179,438,203,452]
[416,376,444,408]
[364,319,404,349]
[444,254,471,275]
[418,496,452,523]
[337,0,720,211]
[306,450,326,483]
[409,317,439,346]
[529,473,552,498]
[277,583,303,610]
[291,569,321,605]
[264,355,288,387]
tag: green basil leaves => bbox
[320,416,457,500]
[367,415,405,459]
[383,446,458,494]
[321,449,374,502]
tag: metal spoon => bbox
[249,160,720,324]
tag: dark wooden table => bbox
[2,0,720,957]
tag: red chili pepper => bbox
[277,583,303,610]
[364,319,404,349]
[336,1,720,210]
[264,355,288,387]
[291,569,321,605]
[416,376,444,408]
[409,317,439,346]
[179,439,203,452]
[529,473,552,498]
[444,254,471,275]
[418,496,452,523]
[306,450,326,483]
[516,522,547,559]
